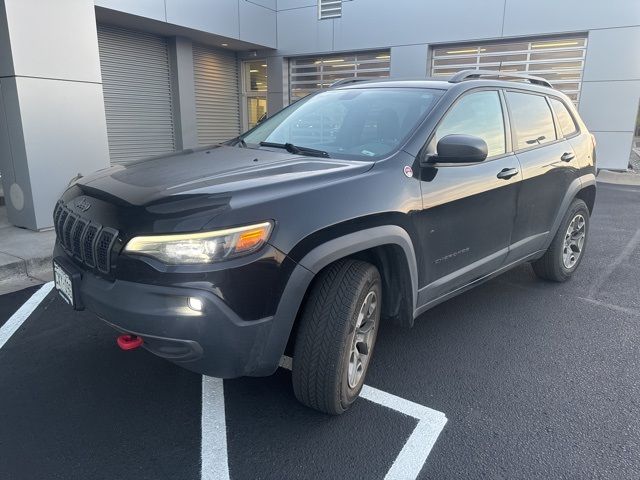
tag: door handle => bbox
[497,167,519,180]
[561,152,575,162]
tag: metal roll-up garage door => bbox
[97,25,176,164]
[193,44,240,146]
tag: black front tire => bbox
[532,199,590,282]
[292,259,381,415]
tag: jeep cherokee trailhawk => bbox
[52,70,596,414]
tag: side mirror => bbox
[426,134,488,164]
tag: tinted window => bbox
[506,91,557,150]
[550,97,578,137]
[243,88,442,160]
[434,91,506,157]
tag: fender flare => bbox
[298,225,418,308]
[252,225,418,376]
[544,173,596,250]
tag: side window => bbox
[434,91,506,158]
[550,97,578,137]
[506,91,557,150]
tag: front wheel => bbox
[292,259,381,415]
[532,199,590,282]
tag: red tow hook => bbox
[117,334,144,351]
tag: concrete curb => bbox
[0,252,53,294]
[597,170,640,186]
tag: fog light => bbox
[188,297,203,312]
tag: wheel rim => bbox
[347,290,378,389]
[562,213,586,269]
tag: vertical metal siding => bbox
[97,25,176,164]
[193,44,241,146]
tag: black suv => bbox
[52,70,596,414]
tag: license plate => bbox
[53,261,74,307]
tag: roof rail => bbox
[329,77,374,88]
[448,69,553,89]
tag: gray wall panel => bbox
[2,0,102,82]
[583,26,640,81]
[251,0,277,10]
[94,0,166,21]
[502,0,640,37]
[331,0,504,52]
[166,0,240,39]
[277,6,333,54]
[240,1,277,48]
[579,81,640,133]
[16,77,110,227]
[591,131,635,171]
[390,45,428,78]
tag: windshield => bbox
[242,88,443,160]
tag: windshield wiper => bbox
[259,142,330,158]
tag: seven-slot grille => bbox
[53,201,119,274]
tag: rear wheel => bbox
[532,199,590,282]
[292,259,381,415]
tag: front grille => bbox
[53,201,119,274]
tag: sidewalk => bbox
[0,206,54,294]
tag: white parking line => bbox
[201,376,230,480]
[201,356,447,480]
[0,282,53,350]
[360,385,447,480]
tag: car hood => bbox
[78,145,372,206]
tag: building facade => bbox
[1,0,639,230]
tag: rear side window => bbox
[506,91,557,150]
[550,97,578,137]
[434,90,506,157]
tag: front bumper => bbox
[53,247,314,379]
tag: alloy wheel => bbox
[347,290,378,389]
[562,213,586,269]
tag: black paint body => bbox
[52,78,596,378]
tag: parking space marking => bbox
[201,356,447,479]
[202,376,230,480]
[0,282,53,350]
[360,386,447,480]
[282,355,447,479]
[588,228,640,299]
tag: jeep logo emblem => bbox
[75,198,91,212]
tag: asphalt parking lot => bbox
[1,182,639,480]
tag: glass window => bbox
[430,36,587,105]
[244,60,267,92]
[506,91,557,150]
[549,97,578,137]
[243,88,443,161]
[242,60,268,131]
[289,51,390,101]
[434,91,506,157]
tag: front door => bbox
[415,89,521,307]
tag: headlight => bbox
[123,221,273,265]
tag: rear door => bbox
[416,89,521,306]
[504,90,579,262]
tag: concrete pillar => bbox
[579,26,640,171]
[168,36,198,150]
[390,45,429,79]
[0,0,110,230]
[266,56,288,113]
